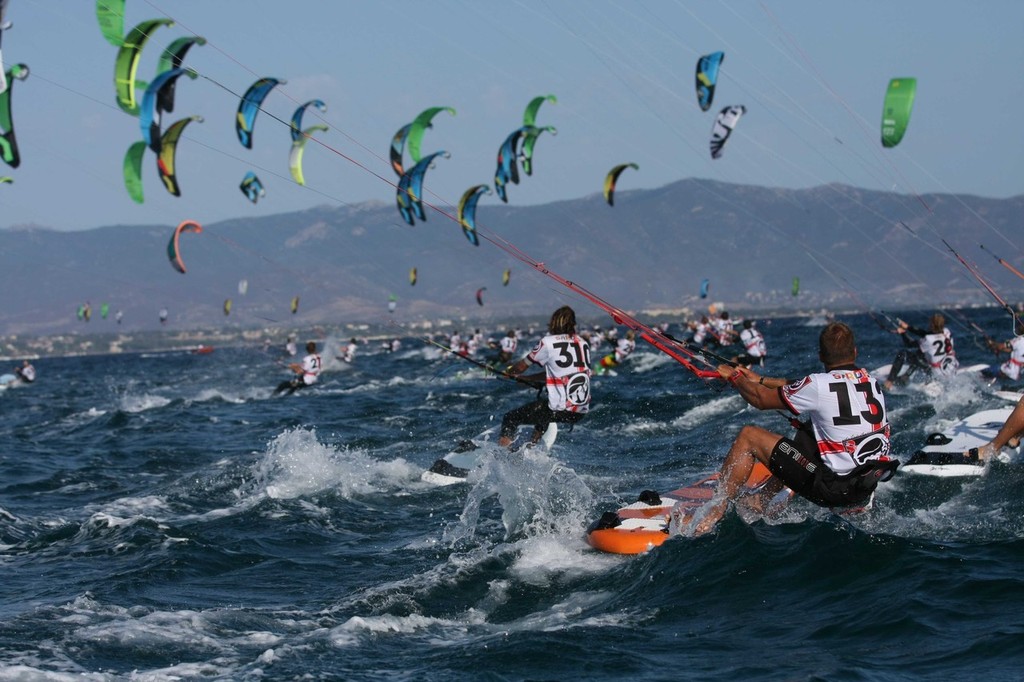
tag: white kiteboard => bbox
[874,362,988,382]
[903,407,1018,477]
[421,423,558,486]
[994,390,1023,404]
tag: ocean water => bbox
[1,311,1023,681]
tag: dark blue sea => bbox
[2,310,1023,681]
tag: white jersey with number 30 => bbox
[527,333,592,413]
[781,367,890,475]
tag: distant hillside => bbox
[1,179,1021,336]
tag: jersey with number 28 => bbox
[527,333,592,413]
[781,367,890,475]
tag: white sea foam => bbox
[253,427,420,500]
[118,393,171,413]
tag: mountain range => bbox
[1,178,1021,337]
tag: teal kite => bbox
[236,77,284,149]
[457,184,490,246]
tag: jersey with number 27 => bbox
[781,367,890,475]
[527,333,592,413]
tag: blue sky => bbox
[1,0,1022,233]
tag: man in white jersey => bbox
[886,314,958,388]
[274,341,322,395]
[689,315,711,346]
[711,311,738,347]
[596,330,636,374]
[734,319,766,368]
[490,329,518,366]
[498,306,592,448]
[694,322,897,534]
[14,359,35,383]
[983,318,1024,383]
[338,338,357,364]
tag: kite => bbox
[792,276,800,297]
[389,123,412,177]
[156,115,202,196]
[396,169,415,225]
[881,78,916,148]
[223,299,232,316]
[0,0,12,94]
[290,296,299,314]
[520,125,556,177]
[388,294,397,313]
[290,99,326,142]
[603,163,638,206]
[155,36,206,113]
[236,77,284,149]
[140,67,196,152]
[96,0,126,47]
[289,124,328,185]
[407,106,455,164]
[523,94,556,127]
[166,219,202,274]
[699,278,710,299]
[238,279,248,295]
[123,140,146,203]
[457,184,490,246]
[409,267,417,286]
[709,105,745,159]
[695,52,724,112]
[396,150,448,224]
[408,151,447,220]
[100,303,110,319]
[476,287,486,306]
[239,171,265,203]
[114,18,174,115]
[502,269,510,286]
[0,63,27,168]
[494,127,526,203]
[0,176,11,184]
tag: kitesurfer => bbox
[734,320,766,368]
[490,329,518,366]
[693,322,896,535]
[885,315,958,389]
[967,395,1024,460]
[498,306,592,448]
[274,341,322,396]
[981,318,1024,383]
[339,338,357,364]
[14,359,35,383]
[711,311,737,346]
[688,315,712,346]
[595,330,636,375]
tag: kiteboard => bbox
[994,390,1023,404]
[874,362,989,383]
[421,423,558,486]
[902,407,1018,477]
[585,462,791,555]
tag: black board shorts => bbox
[767,431,890,508]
